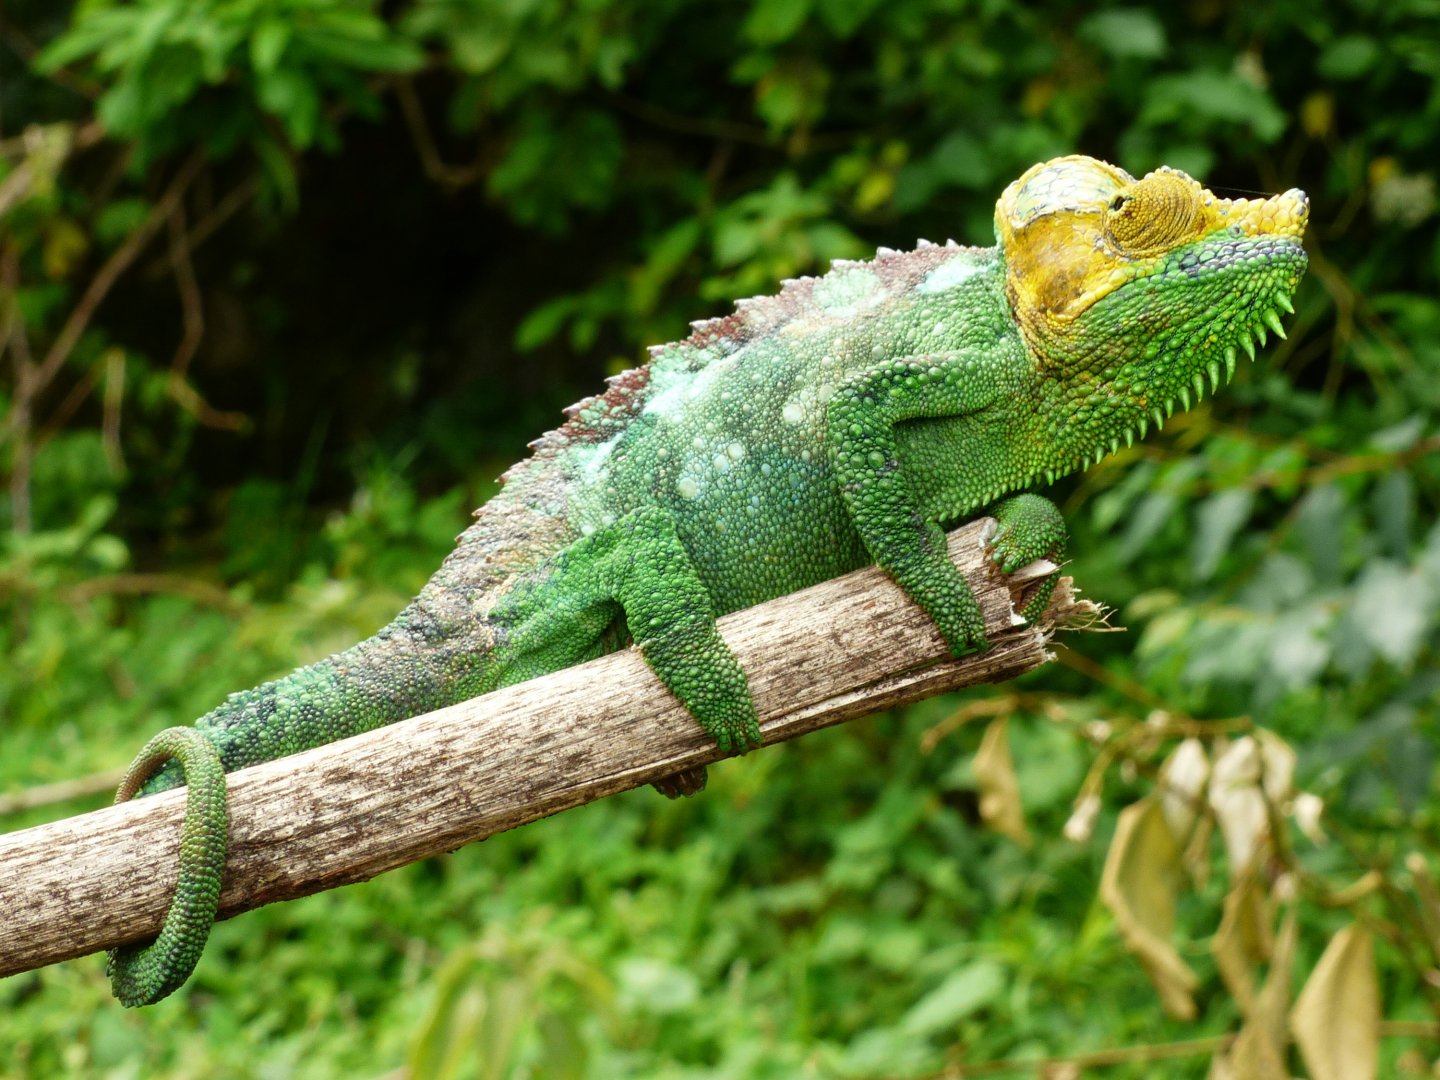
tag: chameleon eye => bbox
[1103,173,1204,256]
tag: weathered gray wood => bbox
[0,519,1092,980]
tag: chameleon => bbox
[104,155,1308,1006]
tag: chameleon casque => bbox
[106,155,1308,1006]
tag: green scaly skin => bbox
[107,156,1308,1005]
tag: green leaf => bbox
[515,295,581,352]
[447,23,511,75]
[1317,36,1379,80]
[252,132,300,211]
[1351,560,1430,667]
[1369,414,1425,452]
[1191,487,1253,582]
[615,958,699,1014]
[744,0,812,45]
[814,0,880,38]
[1295,484,1346,586]
[929,130,992,189]
[1078,9,1168,61]
[96,77,146,137]
[256,67,321,147]
[93,197,151,246]
[1142,69,1288,142]
[294,27,424,73]
[900,960,1005,1035]
[1117,490,1178,563]
[250,20,290,75]
[1372,469,1414,558]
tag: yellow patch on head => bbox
[994,155,1308,339]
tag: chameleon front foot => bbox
[106,727,228,1007]
[987,494,1068,623]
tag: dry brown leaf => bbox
[1209,737,1269,875]
[1099,796,1198,1019]
[1063,792,1101,844]
[1256,729,1297,803]
[1292,792,1327,846]
[1290,924,1380,1080]
[1160,738,1210,844]
[1182,814,1216,889]
[1212,874,1275,1014]
[973,717,1030,846]
[1212,906,1296,1080]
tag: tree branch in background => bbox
[163,202,247,430]
[29,149,205,399]
[394,77,488,189]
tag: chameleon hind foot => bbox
[652,765,709,798]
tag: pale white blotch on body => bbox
[642,353,734,421]
[579,432,622,482]
[917,256,983,294]
[812,267,882,318]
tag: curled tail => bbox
[107,728,227,1006]
[108,597,498,1005]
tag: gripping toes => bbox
[988,494,1067,622]
[988,494,1067,573]
[640,620,761,754]
[909,567,989,658]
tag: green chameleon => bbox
[106,155,1308,1006]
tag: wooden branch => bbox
[0,520,1096,981]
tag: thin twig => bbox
[0,771,127,817]
[1,246,33,537]
[58,571,244,612]
[27,150,205,401]
[394,77,488,189]
[932,1034,1235,1078]
[162,201,247,429]
[101,347,125,471]
[144,174,262,279]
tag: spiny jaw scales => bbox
[1034,285,1298,489]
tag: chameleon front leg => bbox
[827,353,998,656]
[492,505,761,788]
[106,727,228,1007]
[987,493,1067,622]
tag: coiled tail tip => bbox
[106,727,228,1006]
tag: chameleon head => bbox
[994,155,1308,446]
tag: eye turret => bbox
[1103,172,1205,256]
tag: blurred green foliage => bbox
[2,0,1438,1076]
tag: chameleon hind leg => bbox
[106,727,228,1006]
[491,505,761,795]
